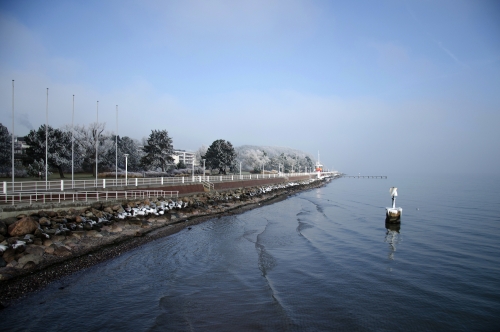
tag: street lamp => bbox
[192,160,194,182]
[124,154,129,186]
[203,159,206,181]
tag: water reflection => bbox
[384,222,401,260]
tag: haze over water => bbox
[1,174,499,331]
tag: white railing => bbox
[0,190,179,206]
[1,172,338,194]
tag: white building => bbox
[172,150,196,168]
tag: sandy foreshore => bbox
[0,177,332,307]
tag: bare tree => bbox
[73,123,114,176]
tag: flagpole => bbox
[45,88,48,190]
[116,105,118,183]
[11,80,14,192]
[72,95,75,188]
[95,101,99,187]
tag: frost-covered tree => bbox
[117,136,143,171]
[301,156,315,171]
[236,148,270,172]
[235,145,316,173]
[203,139,237,174]
[195,145,208,167]
[72,123,114,176]
[0,123,11,173]
[140,129,174,172]
[26,159,52,178]
[24,125,72,178]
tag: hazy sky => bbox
[1,0,499,175]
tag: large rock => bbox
[25,245,45,256]
[38,211,49,218]
[53,244,72,257]
[47,211,58,218]
[39,217,51,226]
[2,248,16,263]
[23,261,37,270]
[34,228,45,238]
[91,208,103,218]
[8,217,39,237]
[18,253,42,266]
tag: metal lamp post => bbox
[203,159,206,181]
[124,154,129,186]
[191,158,196,182]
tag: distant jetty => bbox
[342,175,387,179]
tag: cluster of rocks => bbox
[0,179,321,281]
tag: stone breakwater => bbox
[0,177,332,305]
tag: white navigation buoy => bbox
[386,187,402,223]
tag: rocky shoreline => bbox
[0,177,332,306]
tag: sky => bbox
[0,0,499,175]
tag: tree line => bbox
[0,123,238,179]
[1,122,316,179]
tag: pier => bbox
[343,175,387,179]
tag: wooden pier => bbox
[342,175,387,179]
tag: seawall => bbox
[0,175,314,219]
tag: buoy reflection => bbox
[385,222,401,260]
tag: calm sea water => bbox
[2,174,500,331]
